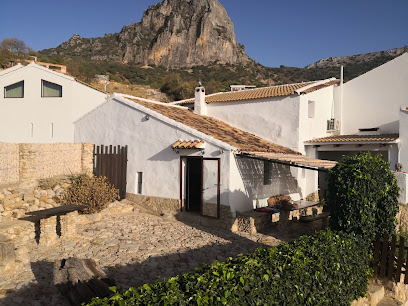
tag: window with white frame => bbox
[42,80,62,97]
[4,81,24,98]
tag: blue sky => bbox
[1,0,407,68]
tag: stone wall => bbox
[0,142,94,190]
[126,193,181,215]
[0,176,72,222]
[0,144,19,185]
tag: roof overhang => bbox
[305,136,400,146]
[237,151,337,172]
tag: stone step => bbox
[377,297,403,306]
[368,283,385,306]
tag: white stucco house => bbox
[173,78,339,200]
[305,52,408,171]
[173,53,408,195]
[74,91,334,218]
[0,63,107,143]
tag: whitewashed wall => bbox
[229,156,301,212]
[399,108,408,170]
[206,95,301,151]
[0,64,107,143]
[74,97,231,205]
[298,85,336,196]
[340,53,408,135]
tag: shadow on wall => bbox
[235,157,300,203]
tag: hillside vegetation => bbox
[36,51,403,100]
[1,38,405,101]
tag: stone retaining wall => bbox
[0,142,94,190]
[126,193,181,215]
[0,176,72,222]
[0,144,19,185]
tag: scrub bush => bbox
[65,175,119,214]
[327,153,399,240]
[86,229,371,306]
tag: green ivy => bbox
[85,229,371,305]
[327,153,399,240]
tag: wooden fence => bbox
[94,145,128,199]
[372,233,408,283]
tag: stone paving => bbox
[0,200,291,305]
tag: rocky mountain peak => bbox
[42,0,249,68]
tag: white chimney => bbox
[194,85,207,115]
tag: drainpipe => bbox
[339,65,344,134]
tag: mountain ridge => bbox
[41,0,249,69]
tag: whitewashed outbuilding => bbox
[0,63,107,143]
[74,92,333,217]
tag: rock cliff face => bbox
[43,0,249,68]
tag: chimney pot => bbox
[194,85,207,116]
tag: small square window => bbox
[42,80,62,97]
[4,81,24,98]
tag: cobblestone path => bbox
[0,200,285,305]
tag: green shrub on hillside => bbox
[86,229,371,305]
[327,152,399,240]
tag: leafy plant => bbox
[86,229,371,305]
[327,152,399,240]
[65,175,119,214]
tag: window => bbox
[137,172,143,194]
[42,80,62,97]
[263,161,271,185]
[308,100,315,118]
[4,81,24,98]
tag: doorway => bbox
[186,157,202,211]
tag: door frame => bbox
[179,156,221,219]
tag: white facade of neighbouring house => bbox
[306,53,408,172]
[338,53,408,135]
[74,93,328,215]
[0,63,107,143]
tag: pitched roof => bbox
[175,79,338,105]
[305,134,399,144]
[172,140,205,149]
[129,98,300,154]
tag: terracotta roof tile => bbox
[176,79,337,105]
[130,99,300,154]
[172,140,205,149]
[306,134,399,143]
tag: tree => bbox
[160,73,194,100]
[0,38,29,54]
[327,152,399,240]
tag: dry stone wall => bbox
[0,143,94,190]
[35,144,82,179]
[0,144,19,185]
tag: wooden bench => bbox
[25,204,86,218]
[22,205,86,245]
